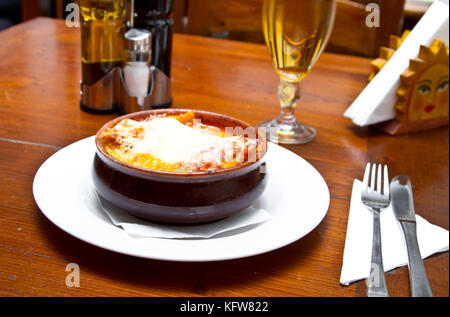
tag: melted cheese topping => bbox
[100,112,258,172]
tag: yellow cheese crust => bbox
[99,112,258,173]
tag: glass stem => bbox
[277,79,301,126]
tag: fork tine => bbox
[377,164,382,193]
[383,165,389,196]
[362,163,371,191]
[370,163,376,191]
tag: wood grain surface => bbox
[0,18,448,297]
[178,0,406,57]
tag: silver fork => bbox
[361,163,390,297]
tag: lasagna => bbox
[99,112,261,173]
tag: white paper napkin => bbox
[340,179,449,285]
[344,0,449,126]
[96,194,271,239]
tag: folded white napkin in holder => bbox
[340,179,449,286]
[344,0,449,127]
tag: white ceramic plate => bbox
[33,137,329,262]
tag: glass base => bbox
[256,118,316,145]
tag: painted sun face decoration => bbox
[410,65,449,120]
[396,40,449,122]
[369,31,410,81]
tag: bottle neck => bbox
[133,0,174,19]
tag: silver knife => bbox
[390,175,433,297]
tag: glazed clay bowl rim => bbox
[95,108,268,179]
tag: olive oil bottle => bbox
[80,0,126,86]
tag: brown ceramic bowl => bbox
[92,109,268,224]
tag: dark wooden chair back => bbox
[173,0,406,57]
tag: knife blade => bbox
[390,175,433,297]
[390,175,416,222]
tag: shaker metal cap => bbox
[124,28,152,52]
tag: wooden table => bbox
[0,18,448,297]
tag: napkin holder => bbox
[370,38,449,135]
[80,66,172,115]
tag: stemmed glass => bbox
[257,0,337,144]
